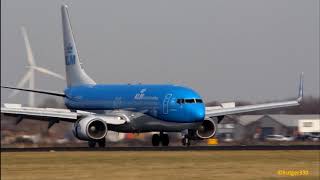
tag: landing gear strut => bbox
[152,133,170,146]
[181,130,192,146]
[182,137,191,146]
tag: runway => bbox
[1,145,319,152]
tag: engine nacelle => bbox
[72,116,108,141]
[196,118,217,139]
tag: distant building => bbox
[216,114,320,142]
[299,119,320,134]
[217,115,261,142]
[246,115,299,140]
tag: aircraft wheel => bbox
[161,134,169,146]
[88,141,96,148]
[152,134,160,146]
[98,138,106,148]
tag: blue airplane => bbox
[1,5,303,147]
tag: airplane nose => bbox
[193,108,205,121]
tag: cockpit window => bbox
[177,98,203,104]
[177,99,184,104]
[185,99,195,103]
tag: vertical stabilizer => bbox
[61,5,95,87]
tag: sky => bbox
[1,0,319,106]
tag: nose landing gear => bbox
[152,132,170,146]
[181,136,191,146]
[181,129,192,146]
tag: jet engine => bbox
[195,118,217,139]
[72,116,108,141]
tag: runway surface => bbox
[1,145,319,152]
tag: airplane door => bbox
[163,94,172,114]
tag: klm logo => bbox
[134,89,147,99]
[65,43,75,65]
[134,88,158,100]
[65,54,76,65]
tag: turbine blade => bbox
[8,70,32,98]
[33,66,65,80]
[21,26,36,66]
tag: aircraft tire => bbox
[98,138,106,148]
[88,141,96,148]
[161,134,169,146]
[152,134,160,146]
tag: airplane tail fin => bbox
[61,4,95,87]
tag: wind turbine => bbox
[9,27,65,107]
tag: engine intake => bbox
[196,118,217,139]
[87,120,107,139]
[73,116,108,141]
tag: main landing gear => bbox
[88,138,106,148]
[152,132,169,146]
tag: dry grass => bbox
[1,150,319,180]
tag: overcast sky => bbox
[1,0,319,106]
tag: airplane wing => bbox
[1,104,126,127]
[1,104,77,125]
[206,73,303,118]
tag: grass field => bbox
[1,150,319,180]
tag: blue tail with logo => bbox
[61,5,95,87]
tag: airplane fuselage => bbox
[64,84,205,123]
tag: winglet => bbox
[297,72,304,103]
